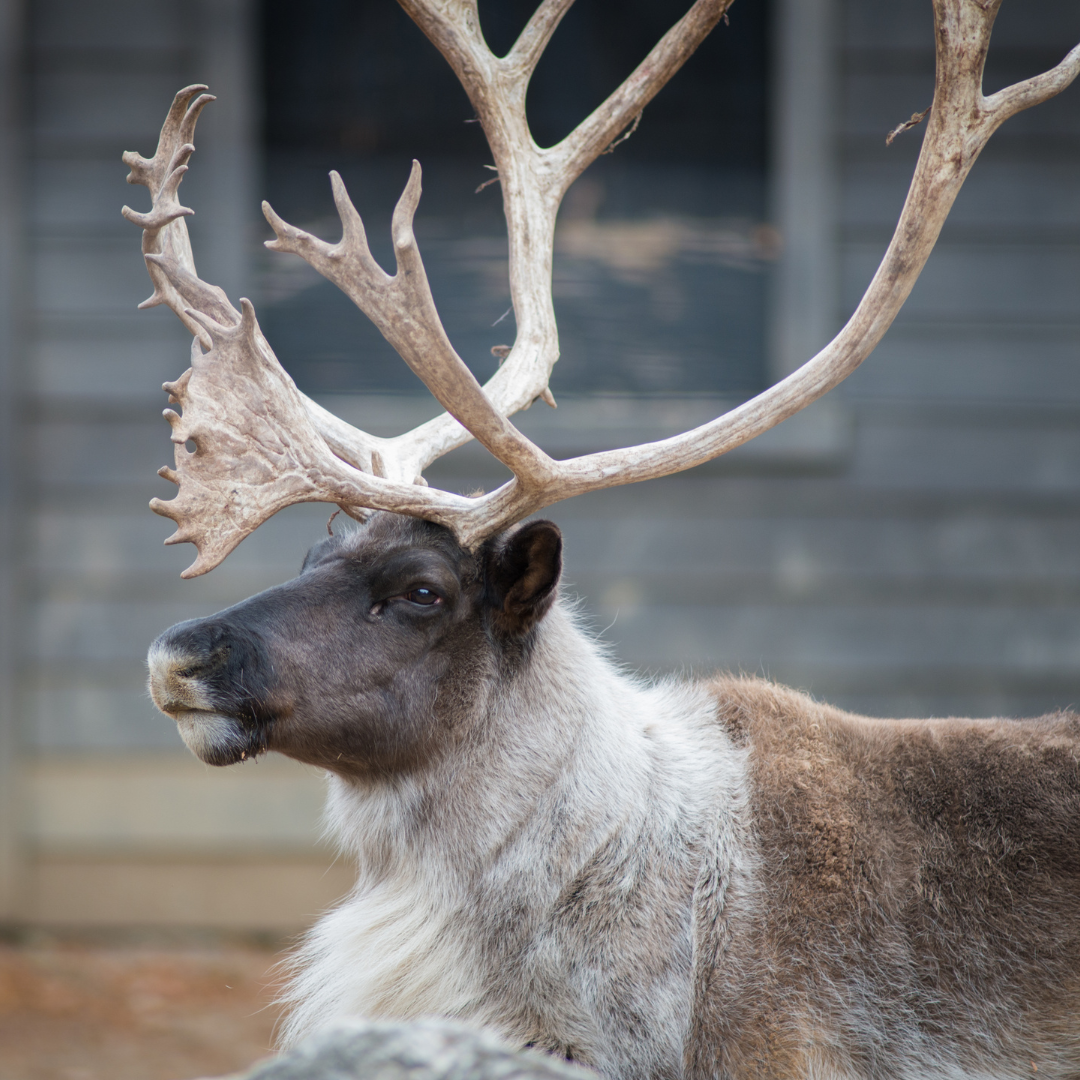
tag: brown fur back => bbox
[690,676,1080,1079]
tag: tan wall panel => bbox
[25,753,330,853]
[25,855,353,931]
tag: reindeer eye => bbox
[404,588,440,606]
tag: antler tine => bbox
[122,85,214,198]
[549,0,734,190]
[263,164,558,489]
[985,40,1080,125]
[143,253,236,329]
[504,0,577,77]
[262,175,384,290]
[121,152,194,234]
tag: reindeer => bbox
[129,1,1080,1077]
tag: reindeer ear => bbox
[483,520,562,637]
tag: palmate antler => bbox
[125,0,1080,578]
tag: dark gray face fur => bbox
[147,514,562,774]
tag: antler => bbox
[121,86,215,345]
[261,164,558,491]
[127,1,1080,576]
[153,303,478,577]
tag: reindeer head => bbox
[148,515,562,772]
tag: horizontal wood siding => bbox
[9,0,1080,926]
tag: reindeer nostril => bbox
[171,645,230,681]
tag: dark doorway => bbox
[259,0,772,397]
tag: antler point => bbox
[261,200,289,235]
[238,297,258,331]
[150,497,180,522]
[179,559,213,579]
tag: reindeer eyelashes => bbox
[371,587,443,615]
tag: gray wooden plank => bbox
[841,159,1080,231]
[30,321,192,401]
[841,0,934,51]
[842,0,1080,60]
[842,241,1080,320]
[31,158,147,235]
[841,325,1080,403]
[25,755,328,852]
[33,598,234,663]
[32,238,162,316]
[832,692,1080,722]
[597,602,1080,680]
[982,1,1080,50]
[850,408,1080,491]
[559,512,1080,586]
[28,503,332,605]
[30,0,186,51]
[32,68,191,147]
[29,685,185,751]
[30,416,178,488]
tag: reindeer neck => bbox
[286,603,745,1063]
[323,602,733,899]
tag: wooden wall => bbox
[2,0,1079,929]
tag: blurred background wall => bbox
[0,0,1078,932]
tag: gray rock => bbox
[238,1019,594,1080]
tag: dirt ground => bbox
[0,935,286,1080]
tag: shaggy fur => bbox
[147,515,1080,1080]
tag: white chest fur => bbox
[279,866,491,1044]
[277,772,498,1047]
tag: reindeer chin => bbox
[174,710,257,766]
